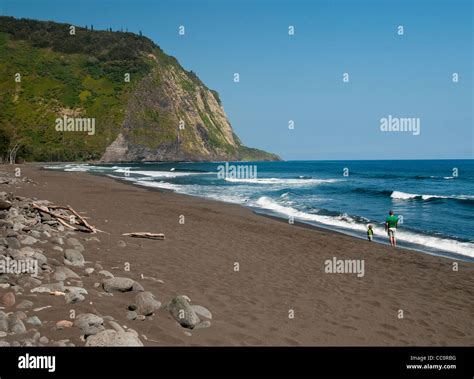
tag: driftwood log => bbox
[122,232,165,240]
[32,202,104,233]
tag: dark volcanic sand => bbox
[2,164,473,346]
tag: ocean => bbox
[45,160,474,261]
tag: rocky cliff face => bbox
[0,17,279,163]
[102,61,245,162]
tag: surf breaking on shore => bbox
[44,163,474,260]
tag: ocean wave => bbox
[390,191,474,203]
[224,177,338,185]
[113,169,205,178]
[131,180,184,191]
[254,196,474,258]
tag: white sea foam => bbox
[391,191,473,201]
[224,177,338,185]
[112,169,207,178]
[255,196,474,258]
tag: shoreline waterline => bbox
[41,162,474,263]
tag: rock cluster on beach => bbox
[0,170,212,346]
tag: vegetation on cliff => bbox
[0,16,279,162]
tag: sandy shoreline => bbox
[1,164,473,346]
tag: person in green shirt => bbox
[385,210,398,247]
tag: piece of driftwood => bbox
[66,205,101,233]
[57,218,79,231]
[122,232,165,240]
[50,291,66,296]
[32,202,104,233]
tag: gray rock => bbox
[98,270,114,279]
[31,282,65,293]
[66,238,84,252]
[17,276,42,288]
[6,236,21,249]
[0,314,8,332]
[25,316,42,326]
[50,237,64,245]
[19,235,37,245]
[39,336,49,344]
[127,311,138,320]
[102,277,135,293]
[53,266,81,281]
[169,295,201,329]
[16,300,34,309]
[0,340,10,346]
[195,320,212,329]
[64,249,85,267]
[32,251,48,267]
[130,292,161,316]
[85,329,143,347]
[132,281,144,292]
[10,319,26,334]
[65,286,88,295]
[65,292,85,304]
[0,199,12,210]
[73,313,105,337]
[30,230,42,239]
[191,305,213,320]
[85,268,95,276]
[107,320,124,332]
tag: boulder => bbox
[66,238,84,252]
[53,266,80,281]
[31,282,65,294]
[0,199,12,210]
[1,292,15,307]
[18,235,37,245]
[191,305,212,320]
[85,329,143,347]
[102,277,135,293]
[25,316,42,326]
[169,295,200,329]
[98,270,114,279]
[65,292,85,304]
[64,249,85,267]
[130,292,161,316]
[73,313,105,337]
[6,236,21,249]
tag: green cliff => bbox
[0,16,280,162]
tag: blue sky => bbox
[1,0,472,160]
